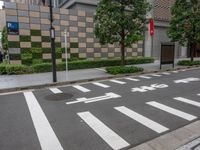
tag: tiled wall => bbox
[4,2,143,64]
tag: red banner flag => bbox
[150,19,154,36]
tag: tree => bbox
[1,26,8,54]
[94,0,150,65]
[168,0,200,61]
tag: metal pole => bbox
[64,29,69,80]
[49,0,57,82]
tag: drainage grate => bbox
[45,93,73,101]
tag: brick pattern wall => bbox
[4,2,143,65]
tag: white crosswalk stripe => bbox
[114,106,169,133]
[24,92,64,150]
[174,97,200,107]
[77,111,130,150]
[151,74,162,77]
[146,101,197,121]
[162,72,171,75]
[110,79,126,85]
[139,75,152,79]
[125,77,140,81]
[92,82,110,88]
[73,85,91,92]
[172,71,179,73]
[50,88,63,94]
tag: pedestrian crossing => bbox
[77,95,199,150]
[23,89,199,150]
[47,69,199,94]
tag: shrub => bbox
[70,42,78,48]
[21,48,31,54]
[20,35,31,42]
[32,48,42,59]
[0,64,32,75]
[32,59,43,64]
[32,63,52,73]
[106,66,143,75]
[9,54,21,60]
[31,29,41,36]
[177,60,200,66]
[31,42,42,48]
[56,48,62,59]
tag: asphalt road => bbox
[0,68,200,150]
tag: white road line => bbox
[151,74,162,77]
[125,78,140,81]
[197,94,200,96]
[172,71,179,73]
[92,82,110,88]
[77,111,130,150]
[147,101,197,121]
[73,85,91,92]
[162,72,171,75]
[50,88,63,94]
[110,79,126,85]
[174,97,200,107]
[139,75,152,79]
[23,92,63,150]
[114,106,169,133]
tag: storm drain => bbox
[45,93,73,101]
[176,137,200,150]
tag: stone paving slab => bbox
[130,121,200,150]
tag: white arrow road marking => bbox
[162,72,171,75]
[174,97,200,107]
[24,92,63,150]
[110,79,126,84]
[151,74,162,77]
[73,85,91,92]
[114,106,169,133]
[50,88,63,94]
[125,78,140,81]
[139,75,152,79]
[77,111,130,150]
[66,92,121,105]
[92,82,110,88]
[174,77,200,83]
[147,101,197,121]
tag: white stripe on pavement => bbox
[146,101,197,121]
[92,82,110,88]
[172,71,179,73]
[151,74,162,77]
[139,75,152,79]
[162,72,171,75]
[197,94,200,96]
[77,111,130,150]
[125,78,140,81]
[114,106,169,133]
[110,79,126,85]
[50,88,63,94]
[24,92,63,150]
[73,85,91,92]
[174,97,200,107]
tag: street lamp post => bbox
[49,0,57,82]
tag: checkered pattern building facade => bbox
[4,2,143,65]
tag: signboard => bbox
[150,19,154,36]
[160,43,175,69]
[7,22,19,35]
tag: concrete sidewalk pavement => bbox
[0,57,199,90]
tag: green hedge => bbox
[1,57,154,74]
[8,41,20,48]
[20,35,31,42]
[177,60,200,66]
[21,48,31,54]
[106,66,143,75]
[9,54,21,60]
[0,64,32,75]
[42,36,50,42]
[31,42,42,48]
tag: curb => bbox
[0,65,200,94]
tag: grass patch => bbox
[106,66,143,75]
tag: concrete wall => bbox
[4,2,143,64]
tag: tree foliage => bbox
[168,0,200,61]
[1,26,8,53]
[94,0,150,65]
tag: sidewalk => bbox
[0,58,199,90]
[130,120,200,150]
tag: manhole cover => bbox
[45,93,73,101]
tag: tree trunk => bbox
[120,30,125,66]
[190,43,194,62]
